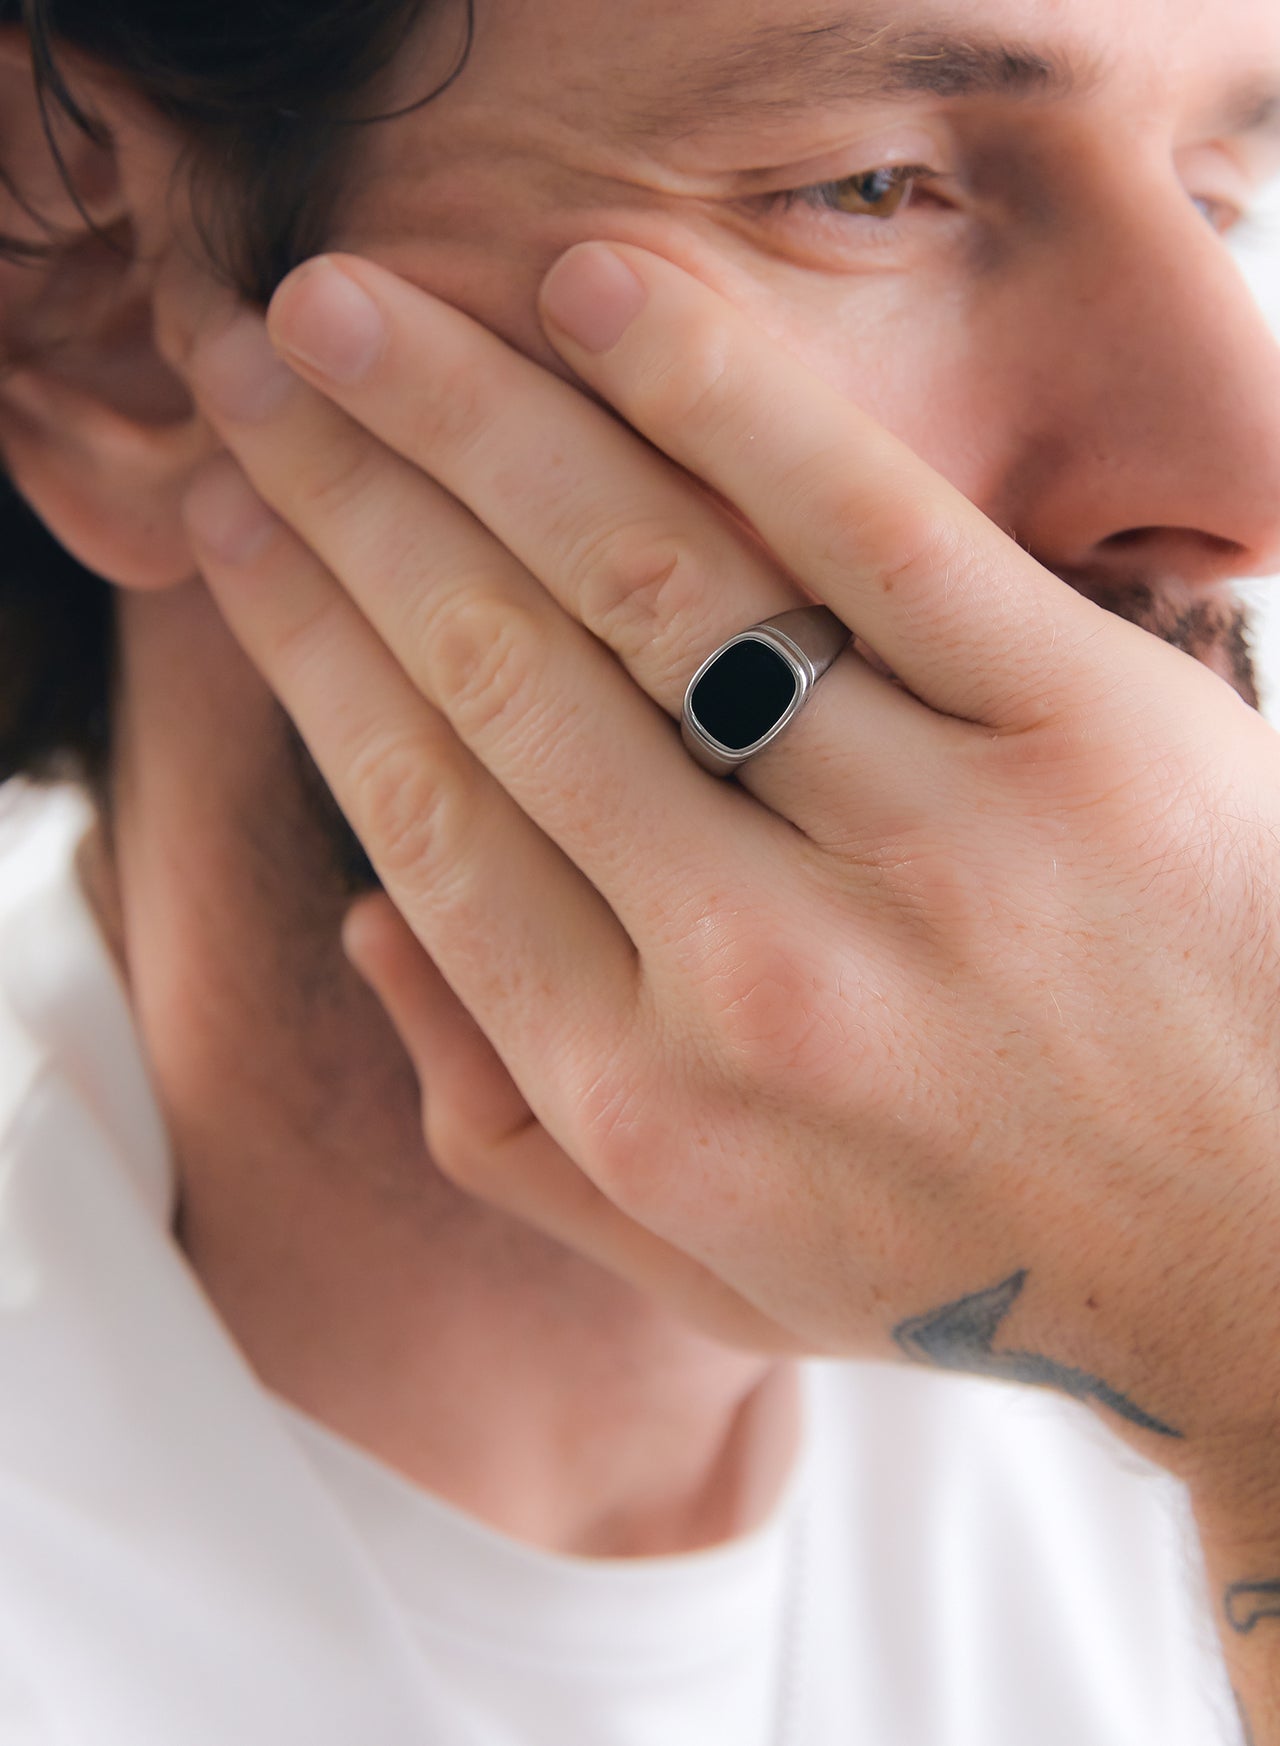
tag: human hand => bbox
[172,242,1280,1500]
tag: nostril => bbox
[1099,526,1244,560]
[1099,527,1156,552]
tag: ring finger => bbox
[250,256,967,833]
[178,408,774,961]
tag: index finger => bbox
[537,242,1116,731]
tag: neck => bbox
[177,1135,802,1556]
[90,581,801,1559]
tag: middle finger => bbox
[259,253,961,830]
[180,305,774,950]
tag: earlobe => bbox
[0,25,222,592]
[1,344,217,592]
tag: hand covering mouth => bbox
[1067,575,1260,711]
[853,575,1260,713]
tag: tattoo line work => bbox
[1227,1581,1280,1636]
[891,1270,1183,1439]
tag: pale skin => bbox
[5,0,1280,1728]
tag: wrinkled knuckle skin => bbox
[350,733,461,894]
[426,593,543,741]
[575,529,709,673]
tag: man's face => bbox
[273,0,1280,882]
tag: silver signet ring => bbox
[680,605,853,778]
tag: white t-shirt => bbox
[0,781,1245,1745]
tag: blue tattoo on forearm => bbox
[891,1269,1183,1439]
[1227,1582,1280,1636]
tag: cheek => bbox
[706,259,1026,516]
[347,180,1025,513]
[544,208,1031,513]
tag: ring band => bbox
[681,605,853,777]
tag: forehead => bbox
[455,0,1280,129]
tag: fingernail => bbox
[271,257,387,384]
[540,245,647,354]
[182,455,281,564]
[189,311,296,423]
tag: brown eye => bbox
[762,161,939,228]
[828,168,913,218]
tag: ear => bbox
[0,27,222,590]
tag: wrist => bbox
[1171,1453,1280,1743]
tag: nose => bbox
[999,188,1280,592]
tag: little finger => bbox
[180,319,770,946]
[344,894,804,1354]
[181,454,642,1167]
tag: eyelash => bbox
[757,164,1256,239]
[763,163,945,224]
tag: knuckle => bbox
[723,961,848,1089]
[679,902,855,1092]
[986,708,1199,867]
[834,794,1020,964]
[818,482,968,604]
[348,728,463,892]
[426,591,544,739]
[564,1036,674,1216]
[572,523,708,670]
[570,1053,651,1170]
[879,841,1000,960]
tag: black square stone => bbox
[690,638,798,752]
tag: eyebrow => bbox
[620,15,1103,135]
[618,13,1280,152]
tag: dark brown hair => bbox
[0,0,471,809]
